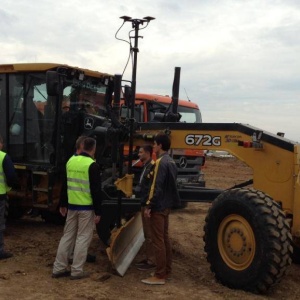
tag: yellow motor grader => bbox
[0,16,299,294]
[46,64,298,294]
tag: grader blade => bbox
[106,212,144,276]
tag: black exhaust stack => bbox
[172,66,180,115]
[165,67,181,122]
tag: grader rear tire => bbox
[291,242,300,264]
[4,198,9,219]
[204,188,292,294]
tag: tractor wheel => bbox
[40,210,66,225]
[291,242,300,264]
[96,205,118,246]
[5,200,26,220]
[204,188,292,294]
[4,198,9,219]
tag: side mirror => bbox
[46,71,59,96]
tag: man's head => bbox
[75,136,87,154]
[83,137,96,158]
[62,96,70,112]
[138,144,153,163]
[0,135,3,151]
[78,89,97,114]
[153,132,171,156]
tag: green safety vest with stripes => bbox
[0,151,11,194]
[67,155,94,206]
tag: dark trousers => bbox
[150,208,172,279]
[0,196,7,253]
[141,206,156,264]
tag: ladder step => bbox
[32,171,48,175]
[33,203,50,209]
[33,187,49,192]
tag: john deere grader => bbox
[1,17,299,294]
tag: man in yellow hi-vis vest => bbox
[52,137,102,280]
[0,135,18,260]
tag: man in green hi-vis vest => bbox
[52,137,102,280]
[0,135,18,260]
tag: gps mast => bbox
[103,16,157,274]
[118,16,156,175]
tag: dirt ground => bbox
[1,156,300,300]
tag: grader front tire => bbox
[204,188,292,294]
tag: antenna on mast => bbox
[184,88,191,102]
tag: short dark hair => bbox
[141,144,153,157]
[83,137,96,152]
[75,135,87,150]
[154,132,171,151]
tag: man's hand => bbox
[94,215,101,224]
[59,207,67,217]
[144,208,151,218]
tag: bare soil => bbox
[1,157,300,300]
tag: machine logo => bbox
[84,117,94,129]
[179,156,188,169]
[185,134,221,146]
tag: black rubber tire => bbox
[204,188,292,294]
[40,211,66,225]
[291,242,300,264]
[96,205,118,246]
[6,200,26,220]
[4,198,9,219]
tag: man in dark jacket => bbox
[142,133,180,285]
[134,144,156,271]
[0,135,18,260]
[52,137,102,280]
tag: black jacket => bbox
[146,153,181,211]
[135,159,155,206]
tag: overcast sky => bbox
[1,0,300,141]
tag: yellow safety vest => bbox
[67,155,94,206]
[0,151,11,194]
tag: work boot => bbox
[52,270,71,278]
[135,259,148,267]
[137,262,156,271]
[86,253,96,263]
[70,271,90,280]
[0,251,13,260]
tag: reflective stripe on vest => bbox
[67,155,94,206]
[0,151,11,193]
